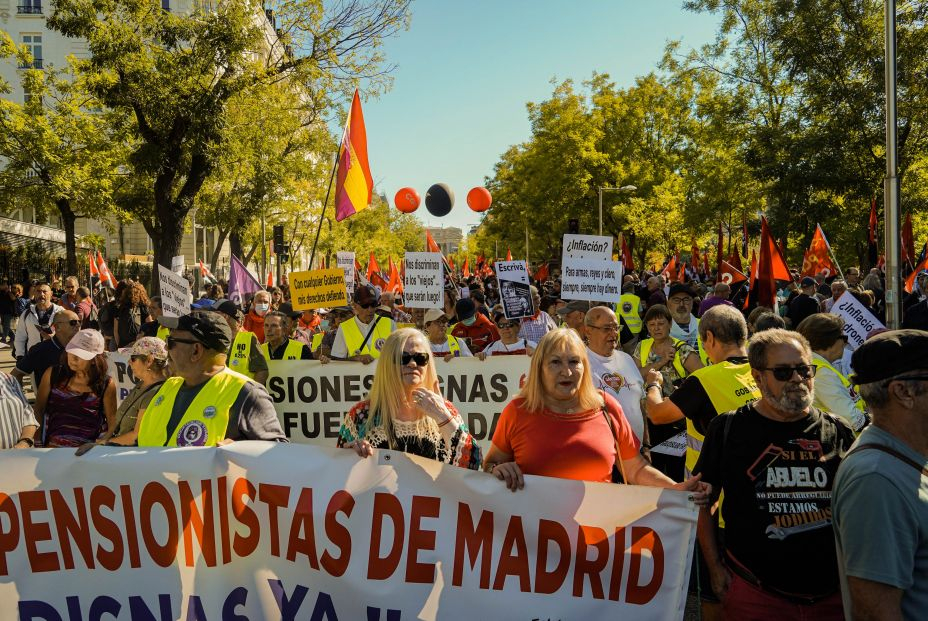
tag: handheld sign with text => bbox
[157,264,191,318]
[403,252,444,309]
[290,269,348,311]
[336,251,355,294]
[170,255,184,276]
[562,233,613,261]
[496,260,533,319]
[830,290,885,350]
[561,234,623,303]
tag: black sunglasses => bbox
[401,352,430,366]
[760,365,817,381]
[167,336,200,349]
[496,321,517,329]
[356,301,378,309]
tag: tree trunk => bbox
[211,227,229,273]
[56,198,78,276]
[229,231,243,260]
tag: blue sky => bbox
[358,1,721,234]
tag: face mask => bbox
[320,320,330,331]
[256,303,270,315]
[462,316,477,326]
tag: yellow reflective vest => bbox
[810,355,868,432]
[261,338,305,361]
[137,368,251,447]
[228,330,257,379]
[638,337,687,378]
[311,332,324,352]
[617,294,642,334]
[341,316,393,358]
[156,325,170,342]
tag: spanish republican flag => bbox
[334,90,374,222]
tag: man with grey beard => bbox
[693,329,855,620]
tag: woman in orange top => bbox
[483,327,710,501]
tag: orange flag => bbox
[506,248,512,261]
[801,224,837,278]
[88,251,99,280]
[334,90,374,221]
[366,253,380,281]
[267,271,274,288]
[718,260,748,285]
[386,257,403,295]
[755,217,790,307]
[533,262,549,282]
[905,243,927,293]
[462,258,471,278]
[96,251,115,288]
[660,255,677,280]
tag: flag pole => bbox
[308,150,341,271]
[818,224,845,281]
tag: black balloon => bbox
[425,183,454,217]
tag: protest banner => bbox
[403,252,444,309]
[562,234,613,261]
[0,443,696,620]
[290,269,349,311]
[107,351,137,406]
[267,356,529,451]
[157,264,191,318]
[335,251,356,295]
[560,259,624,304]
[830,290,885,350]
[496,260,532,320]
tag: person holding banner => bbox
[483,328,710,501]
[337,328,482,469]
[481,308,535,356]
[423,309,472,360]
[261,311,312,360]
[330,283,394,363]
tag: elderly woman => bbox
[423,308,472,361]
[483,328,710,501]
[634,304,702,393]
[482,308,536,357]
[337,328,482,469]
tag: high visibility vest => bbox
[341,316,392,358]
[228,331,257,379]
[638,337,687,378]
[617,294,642,334]
[685,360,760,476]
[811,356,868,431]
[311,332,324,352]
[137,368,251,447]
[261,338,304,360]
[696,335,710,366]
[447,335,461,356]
[156,325,170,342]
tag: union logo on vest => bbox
[177,421,209,447]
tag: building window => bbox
[20,34,42,70]
[17,1,42,15]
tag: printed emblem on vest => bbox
[375,338,386,351]
[622,302,633,313]
[203,406,217,419]
[177,421,208,447]
[153,395,164,406]
[602,373,625,392]
[231,358,239,366]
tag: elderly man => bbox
[584,306,646,442]
[138,312,286,446]
[0,371,38,448]
[697,282,733,317]
[330,283,394,363]
[380,290,411,323]
[644,275,667,309]
[517,285,557,343]
[695,329,855,618]
[823,279,847,313]
[833,330,928,621]
[667,283,700,348]
[261,311,312,360]
[242,289,272,343]
[12,310,81,389]
[14,282,62,359]
[555,299,590,334]
[213,299,268,384]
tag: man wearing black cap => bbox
[212,299,268,384]
[330,283,394,363]
[833,329,928,621]
[786,277,820,328]
[451,297,499,354]
[668,283,709,364]
[555,299,590,334]
[137,312,286,446]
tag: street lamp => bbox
[598,185,637,236]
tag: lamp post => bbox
[598,185,638,236]
[884,0,901,328]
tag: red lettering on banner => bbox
[216,476,231,565]
[258,483,291,558]
[626,527,664,605]
[231,478,259,557]
[49,489,93,570]
[573,525,609,599]
[0,493,20,575]
[608,527,626,601]
[405,495,440,583]
[20,490,59,572]
[286,488,319,569]
[139,481,179,568]
[90,486,124,571]
[119,484,142,568]
[452,503,493,588]
[535,519,570,594]
[179,479,217,568]
[368,492,405,580]
[492,515,530,592]
[321,490,355,577]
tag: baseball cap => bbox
[800,277,816,288]
[353,283,378,307]
[424,308,447,324]
[65,329,106,360]
[159,311,233,351]
[850,329,928,385]
[455,298,476,321]
[556,300,591,316]
[667,283,694,299]
[119,336,168,361]
[212,299,244,322]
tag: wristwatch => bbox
[16,437,34,447]
[644,382,662,393]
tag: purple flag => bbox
[227,255,262,305]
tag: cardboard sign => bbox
[496,260,533,319]
[170,255,184,275]
[830,290,885,350]
[562,234,613,261]
[157,264,191,318]
[561,258,624,303]
[290,269,349,310]
[336,251,355,294]
[403,252,444,309]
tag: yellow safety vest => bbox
[811,356,868,430]
[696,335,710,366]
[228,331,257,379]
[311,332,324,352]
[447,335,461,356]
[638,337,687,378]
[137,368,251,447]
[261,338,304,360]
[685,360,760,476]
[156,325,170,342]
[617,294,642,334]
[341,316,393,358]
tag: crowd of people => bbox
[0,260,924,621]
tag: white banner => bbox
[830,290,885,350]
[158,264,191,318]
[560,259,624,303]
[336,251,355,295]
[562,234,613,261]
[403,252,444,309]
[496,260,532,320]
[0,444,696,620]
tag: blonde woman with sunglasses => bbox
[337,328,482,469]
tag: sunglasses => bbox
[166,336,200,349]
[760,365,817,381]
[496,321,517,329]
[54,320,80,328]
[401,352,430,366]
[356,302,378,309]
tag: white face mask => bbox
[255,303,270,315]
[320,319,330,331]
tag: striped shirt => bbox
[0,372,38,448]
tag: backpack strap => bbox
[848,443,928,477]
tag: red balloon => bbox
[394,187,420,213]
[467,187,492,212]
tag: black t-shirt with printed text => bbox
[693,404,855,596]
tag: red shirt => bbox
[450,313,500,353]
[491,392,640,483]
[242,311,266,343]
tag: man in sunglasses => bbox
[833,330,928,621]
[694,328,855,618]
[330,283,394,363]
[138,311,286,447]
[12,310,81,389]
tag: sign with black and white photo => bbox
[496,260,533,319]
[336,251,355,294]
[561,234,613,261]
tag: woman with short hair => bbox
[337,328,481,469]
[634,304,702,392]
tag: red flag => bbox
[718,260,748,286]
[88,251,99,280]
[702,249,710,276]
[426,231,441,254]
[366,253,380,281]
[877,254,885,270]
[425,230,457,286]
[96,251,115,288]
[533,262,549,282]
[729,244,743,272]
[334,90,374,221]
[448,256,455,272]
[354,258,362,273]
[386,257,403,295]
[755,217,791,307]
[267,271,274,288]
[903,213,915,265]
[462,258,471,278]
[677,261,686,283]
[621,235,635,271]
[801,224,837,278]
[744,253,758,310]
[905,243,927,293]
[660,255,677,280]
[506,248,512,261]
[716,222,724,273]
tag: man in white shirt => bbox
[667,283,700,348]
[584,306,645,442]
[330,283,396,363]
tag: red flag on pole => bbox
[366,253,380,281]
[88,251,99,280]
[621,236,635,271]
[96,251,115,288]
[902,213,915,266]
[386,257,403,295]
[718,260,748,285]
[533,262,549,282]
[702,249,710,276]
[755,217,791,308]
[904,243,927,293]
[801,224,837,278]
[267,271,274,288]
[462,258,471,278]
[660,255,677,280]
[506,248,512,261]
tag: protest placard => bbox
[336,251,355,294]
[562,233,613,261]
[561,258,624,303]
[403,252,444,309]
[157,264,191,318]
[290,268,349,310]
[496,260,533,319]
[170,255,184,275]
[830,290,885,350]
